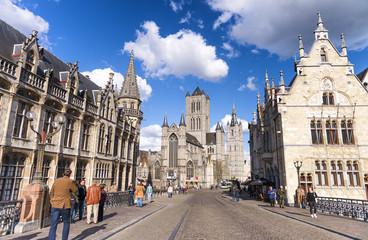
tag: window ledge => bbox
[12,137,31,142]
[63,146,75,150]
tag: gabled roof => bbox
[192,86,204,96]
[119,50,140,101]
[357,68,368,82]
[186,133,203,148]
[206,132,216,145]
[0,19,99,101]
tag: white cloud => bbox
[179,11,191,24]
[179,85,184,91]
[207,0,368,58]
[211,114,249,134]
[0,0,50,49]
[238,84,246,91]
[81,68,152,102]
[197,19,204,29]
[246,76,257,91]
[140,124,162,151]
[169,0,185,12]
[251,49,260,54]
[123,21,228,82]
[222,42,240,58]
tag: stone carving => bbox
[322,78,333,90]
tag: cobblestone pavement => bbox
[109,190,367,240]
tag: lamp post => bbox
[26,111,66,183]
[112,155,119,186]
[293,160,303,188]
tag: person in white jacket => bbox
[168,185,173,198]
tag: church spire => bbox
[119,50,140,100]
[162,114,168,128]
[314,12,329,40]
[179,112,186,126]
[230,101,237,126]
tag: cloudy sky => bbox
[2,0,368,156]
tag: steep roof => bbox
[186,133,203,148]
[192,86,204,96]
[206,132,216,145]
[357,68,368,82]
[0,19,99,101]
[119,50,140,101]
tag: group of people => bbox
[48,170,107,240]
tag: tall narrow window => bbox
[81,124,90,151]
[154,162,161,179]
[197,101,200,112]
[191,102,195,113]
[341,120,354,145]
[347,161,360,186]
[197,117,201,129]
[186,161,194,179]
[0,154,25,201]
[106,127,113,154]
[311,120,323,144]
[63,119,74,147]
[326,121,338,144]
[98,124,105,153]
[330,161,344,187]
[76,160,87,182]
[57,159,71,178]
[127,141,132,160]
[321,48,327,62]
[315,161,328,186]
[43,111,55,143]
[13,102,31,139]
[322,93,334,105]
[120,138,126,159]
[169,134,178,167]
[113,134,119,156]
[300,173,313,194]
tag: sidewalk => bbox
[7,198,168,240]
[237,192,368,240]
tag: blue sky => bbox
[2,0,368,156]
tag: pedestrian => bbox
[306,187,318,218]
[85,180,101,224]
[278,186,285,208]
[136,182,145,207]
[49,169,78,240]
[127,183,135,206]
[268,186,276,207]
[98,184,107,222]
[75,180,87,221]
[168,185,173,198]
[146,183,153,203]
[234,186,240,201]
[70,181,79,223]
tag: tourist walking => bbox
[306,187,318,218]
[86,180,101,224]
[168,185,173,198]
[49,169,78,240]
[128,183,135,206]
[98,184,107,222]
[74,180,87,221]
[233,186,240,201]
[70,181,79,223]
[268,186,276,207]
[136,182,145,207]
[278,186,285,208]
[146,183,153,203]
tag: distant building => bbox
[249,13,368,203]
[0,19,142,201]
[157,87,247,188]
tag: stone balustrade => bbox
[20,69,45,90]
[0,56,17,77]
[86,102,98,115]
[48,83,67,101]
[124,108,143,118]
[69,93,84,108]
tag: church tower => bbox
[226,102,245,181]
[185,87,210,144]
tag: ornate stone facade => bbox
[0,19,142,201]
[249,13,368,204]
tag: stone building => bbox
[158,87,246,188]
[0,19,142,201]
[249,13,368,203]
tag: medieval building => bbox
[249,13,368,204]
[0,19,142,201]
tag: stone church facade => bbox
[158,87,246,188]
[249,13,368,203]
[0,19,142,201]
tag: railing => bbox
[48,83,67,101]
[124,108,143,118]
[69,93,84,108]
[104,191,129,209]
[0,56,17,77]
[86,103,98,115]
[0,200,23,235]
[20,68,45,90]
[316,197,368,221]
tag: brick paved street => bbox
[6,189,368,240]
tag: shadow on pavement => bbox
[9,233,41,240]
[71,224,107,240]
[101,212,117,221]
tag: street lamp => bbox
[293,160,303,188]
[27,110,66,184]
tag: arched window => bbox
[197,117,201,129]
[187,161,194,179]
[322,92,334,105]
[13,102,31,139]
[169,134,178,168]
[98,124,105,153]
[310,120,323,144]
[331,161,344,187]
[320,48,327,62]
[123,101,127,109]
[197,101,200,112]
[64,118,75,147]
[57,159,71,178]
[106,127,113,154]
[154,161,161,180]
[315,161,328,186]
[191,102,195,113]
[0,153,26,201]
[347,161,360,186]
[341,120,354,145]
[326,120,338,144]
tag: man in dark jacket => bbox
[73,180,86,221]
[306,187,318,218]
[128,183,135,206]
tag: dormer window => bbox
[320,48,327,62]
[322,92,334,105]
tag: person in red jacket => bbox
[85,180,101,224]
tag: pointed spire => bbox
[232,100,236,115]
[230,101,237,127]
[341,33,347,56]
[299,35,305,57]
[265,70,270,89]
[317,12,323,25]
[280,71,285,93]
[179,112,186,126]
[216,121,221,130]
[314,12,329,40]
[186,91,190,97]
[119,50,140,100]
[271,77,275,88]
[162,114,168,128]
